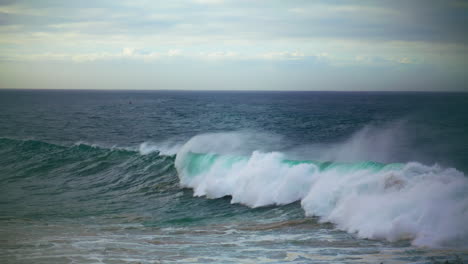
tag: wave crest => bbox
[175,133,468,248]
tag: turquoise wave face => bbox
[181,151,403,178]
[175,149,468,248]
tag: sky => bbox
[0,0,467,91]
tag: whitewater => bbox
[175,131,468,249]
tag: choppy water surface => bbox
[1,90,467,263]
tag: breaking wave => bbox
[175,132,468,248]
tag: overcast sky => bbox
[0,0,467,91]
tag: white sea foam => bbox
[301,161,468,248]
[175,130,468,248]
[138,141,182,156]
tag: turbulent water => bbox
[1,90,468,263]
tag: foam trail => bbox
[175,133,468,248]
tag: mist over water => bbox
[1,90,468,263]
[175,129,468,248]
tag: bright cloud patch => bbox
[0,0,466,90]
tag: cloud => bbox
[395,57,414,64]
[0,4,49,16]
[0,0,466,91]
[352,55,417,66]
[197,51,239,60]
[192,0,224,5]
[122,47,135,56]
[260,51,306,60]
[48,21,113,30]
[0,48,160,62]
[288,4,400,18]
[167,49,182,56]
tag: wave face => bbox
[175,135,468,248]
[0,137,180,220]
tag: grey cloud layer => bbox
[2,0,467,42]
[0,0,467,90]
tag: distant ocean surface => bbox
[1,90,468,264]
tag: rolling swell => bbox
[175,142,468,248]
[0,138,178,219]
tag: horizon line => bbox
[0,88,467,93]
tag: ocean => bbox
[0,90,467,263]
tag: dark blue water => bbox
[1,90,467,263]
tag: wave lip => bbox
[175,147,468,248]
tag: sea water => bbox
[0,90,467,263]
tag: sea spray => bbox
[175,135,468,248]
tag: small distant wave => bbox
[0,137,176,185]
[0,137,181,220]
[174,132,468,248]
[0,137,179,157]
